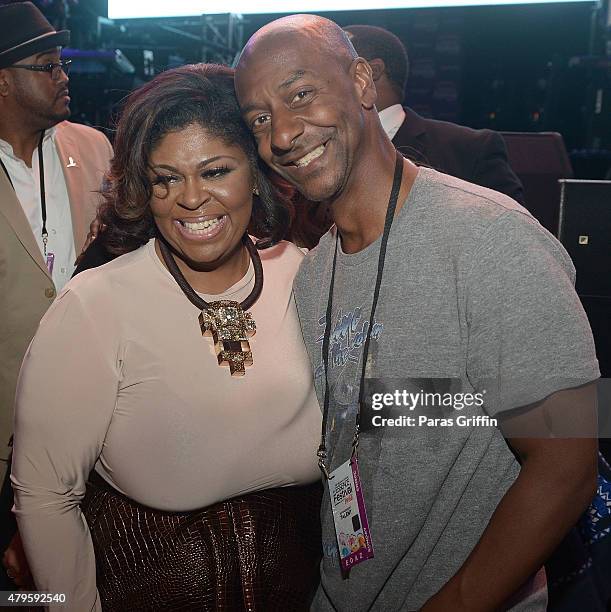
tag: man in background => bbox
[0,0,113,587]
[344,24,525,204]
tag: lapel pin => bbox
[66,156,77,168]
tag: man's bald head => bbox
[238,14,357,72]
[235,15,382,203]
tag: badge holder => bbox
[322,431,374,573]
[45,251,55,276]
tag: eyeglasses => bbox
[9,60,72,81]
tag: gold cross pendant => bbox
[199,300,256,376]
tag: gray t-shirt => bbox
[293,168,599,612]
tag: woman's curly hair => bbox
[99,63,292,255]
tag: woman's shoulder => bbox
[257,238,305,268]
[255,239,306,290]
[67,242,153,300]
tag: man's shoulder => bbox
[294,229,334,292]
[55,121,112,150]
[411,167,527,222]
[415,111,499,148]
[412,169,576,284]
[398,167,546,261]
[298,229,334,267]
[56,120,105,138]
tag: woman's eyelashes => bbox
[151,166,231,186]
[202,165,231,179]
[152,174,179,186]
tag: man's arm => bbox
[422,382,598,612]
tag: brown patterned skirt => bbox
[82,473,322,612]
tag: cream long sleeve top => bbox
[11,238,321,612]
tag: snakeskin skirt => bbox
[82,473,323,612]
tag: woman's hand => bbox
[2,530,33,588]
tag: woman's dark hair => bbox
[99,63,291,255]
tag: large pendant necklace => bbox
[159,236,263,377]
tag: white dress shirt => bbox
[378,103,406,141]
[0,128,76,291]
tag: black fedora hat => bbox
[0,2,70,70]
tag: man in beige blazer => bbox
[0,1,112,585]
[0,123,112,471]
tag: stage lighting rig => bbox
[96,13,244,68]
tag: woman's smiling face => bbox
[149,122,254,271]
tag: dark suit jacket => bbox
[393,107,525,204]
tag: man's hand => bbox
[2,530,32,588]
[75,216,106,266]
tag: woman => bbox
[11,64,322,611]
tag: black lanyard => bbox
[0,157,14,189]
[317,151,404,479]
[0,131,49,255]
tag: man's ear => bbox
[368,58,385,82]
[0,69,10,97]
[351,58,376,110]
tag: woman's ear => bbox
[351,58,377,110]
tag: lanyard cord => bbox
[0,156,14,189]
[317,151,404,479]
[37,132,48,256]
[0,131,48,256]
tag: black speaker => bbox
[558,180,611,298]
[580,296,611,379]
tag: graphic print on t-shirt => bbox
[314,304,384,429]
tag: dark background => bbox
[38,0,611,178]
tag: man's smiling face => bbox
[236,29,372,203]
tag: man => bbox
[235,14,599,611]
[0,0,113,585]
[344,24,525,204]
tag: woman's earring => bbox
[253,186,259,196]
